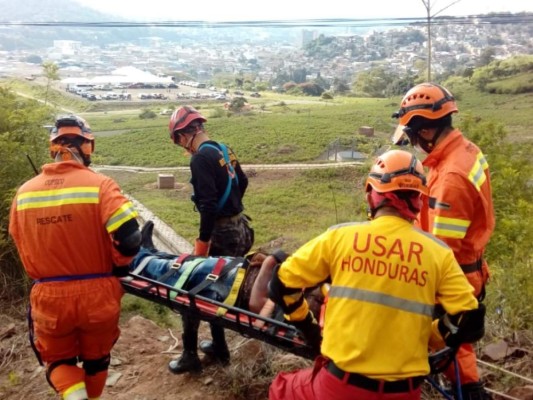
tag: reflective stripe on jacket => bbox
[417,129,495,265]
[9,160,139,279]
[277,216,477,379]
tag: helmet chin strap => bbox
[54,146,83,164]
[367,190,421,221]
[406,126,446,154]
[182,132,199,154]
[53,144,91,166]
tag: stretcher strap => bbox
[132,255,158,275]
[189,258,244,297]
[216,267,246,316]
[152,253,191,284]
[212,258,227,276]
[174,258,205,290]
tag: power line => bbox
[0,14,531,28]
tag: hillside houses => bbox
[2,17,531,90]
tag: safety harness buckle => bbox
[171,262,182,270]
[171,253,191,271]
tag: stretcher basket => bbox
[121,272,460,399]
[121,272,316,360]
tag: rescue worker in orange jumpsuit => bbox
[392,83,495,399]
[268,150,485,400]
[167,106,254,373]
[9,115,141,400]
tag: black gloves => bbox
[112,265,129,277]
[438,303,486,348]
[291,311,322,358]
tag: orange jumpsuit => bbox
[9,160,138,400]
[417,129,495,385]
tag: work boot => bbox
[169,328,202,374]
[199,340,230,366]
[140,220,156,251]
[455,382,493,400]
[168,351,202,374]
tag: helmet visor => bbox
[392,124,409,146]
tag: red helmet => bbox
[168,106,206,142]
[365,150,427,195]
[392,83,458,145]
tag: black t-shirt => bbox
[190,140,248,241]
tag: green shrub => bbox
[139,109,157,119]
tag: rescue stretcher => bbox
[120,271,316,360]
[121,271,458,390]
[121,265,460,399]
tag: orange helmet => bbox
[392,83,457,145]
[168,106,206,143]
[365,150,428,195]
[50,115,94,165]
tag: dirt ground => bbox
[0,311,309,400]
[2,309,533,400]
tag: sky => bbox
[74,0,532,22]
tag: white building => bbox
[53,40,82,56]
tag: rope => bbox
[485,388,523,400]
[477,359,533,384]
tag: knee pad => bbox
[82,355,110,376]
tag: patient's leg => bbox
[139,220,180,259]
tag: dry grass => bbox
[208,337,311,400]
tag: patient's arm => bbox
[249,255,278,313]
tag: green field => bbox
[3,75,532,335]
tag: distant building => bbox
[53,40,82,56]
[301,29,318,47]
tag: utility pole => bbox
[420,0,462,82]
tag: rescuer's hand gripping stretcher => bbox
[121,221,458,381]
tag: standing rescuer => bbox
[267,150,485,400]
[392,83,495,399]
[9,115,141,400]
[167,106,254,373]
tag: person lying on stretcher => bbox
[128,220,466,375]
[128,220,326,332]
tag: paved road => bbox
[94,160,364,174]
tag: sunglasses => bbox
[177,123,203,135]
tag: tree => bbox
[42,61,60,106]
[25,55,42,64]
[458,114,533,331]
[228,97,247,112]
[290,68,308,84]
[332,78,350,94]
[352,67,393,97]
[234,77,244,88]
[478,48,497,67]
[271,70,291,87]
[0,86,51,299]
[299,82,324,97]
